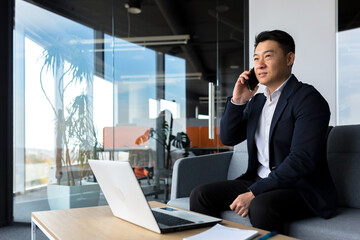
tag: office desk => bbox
[31,201,297,240]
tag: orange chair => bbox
[186,126,200,147]
[199,126,225,148]
[103,126,151,149]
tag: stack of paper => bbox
[184,224,258,240]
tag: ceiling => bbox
[23,0,360,112]
[338,1,360,31]
[26,0,245,101]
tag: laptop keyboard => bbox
[152,211,194,226]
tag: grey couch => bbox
[167,125,360,239]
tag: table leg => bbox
[31,219,36,240]
[164,178,169,203]
[31,217,56,240]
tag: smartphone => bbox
[245,68,259,91]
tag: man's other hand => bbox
[229,191,255,217]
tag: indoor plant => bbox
[136,110,191,170]
[40,37,101,209]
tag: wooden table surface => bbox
[31,201,298,240]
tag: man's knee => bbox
[190,184,212,205]
[249,196,279,231]
[189,187,199,206]
[249,196,269,217]
[189,184,220,216]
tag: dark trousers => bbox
[189,179,316,232]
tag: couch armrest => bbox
[170,151,233,200]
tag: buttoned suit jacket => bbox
[220,74,337,218]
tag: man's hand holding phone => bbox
[232,68,259,105]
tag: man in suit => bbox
[190,30,337,231]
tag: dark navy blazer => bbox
[220,74,337,219]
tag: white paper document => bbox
[184,223,258,240]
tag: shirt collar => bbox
[264,74,292,101]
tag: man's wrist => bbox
[231,97,247,105]
[248,190,255,198]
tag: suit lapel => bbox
[269,75,300,141]
[248,94,266,156]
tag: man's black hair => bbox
[254,30,295,55]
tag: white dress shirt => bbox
[255,76,290,178]
[230,75,291,178]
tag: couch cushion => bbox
[327,125,360,208]
[167,198,253,227]
[284,207,360,240]
[227,141,248,180]
[167,197,190,210]
[220,210,252,226]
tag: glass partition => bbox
[337,1,360,125]
[13,0,112,222]
[13,0,246,222]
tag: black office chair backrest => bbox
[327,125,360,208]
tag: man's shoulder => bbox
[290,80,330,113]
[295,81,324,100]
[288,76,324,99]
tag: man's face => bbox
[253,40,294,92]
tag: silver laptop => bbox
[88,160,222,233]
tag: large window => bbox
[337,28,360,124]
[14,0,106,221]
[337,1,360,125]
[13,0,245,222]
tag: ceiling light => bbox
[125,0,142,14]
[215,5,229,13]
[118,34,190,46]
[69,35,190,52]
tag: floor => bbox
[1,180,167,240]
[0,223,47,240]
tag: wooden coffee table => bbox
[31,201,298,240]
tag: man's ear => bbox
[287,52,295,67]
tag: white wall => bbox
[249,0,336,125]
